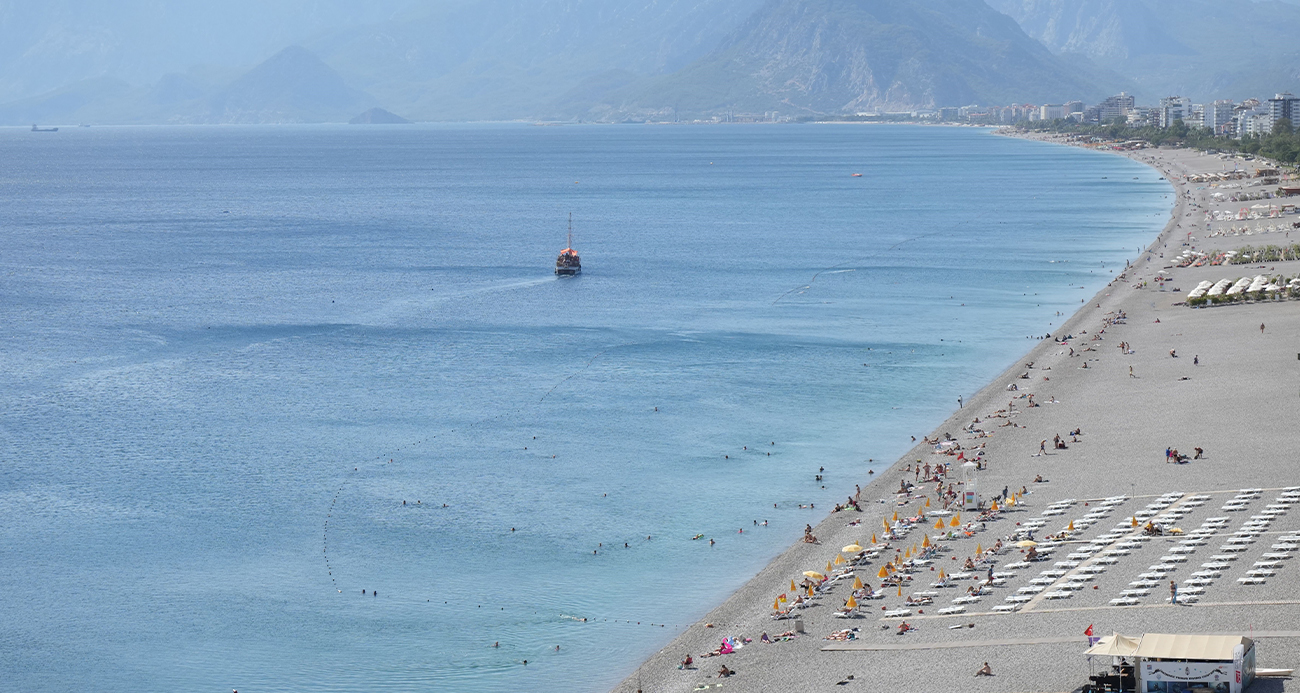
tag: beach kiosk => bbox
[960,461,979,511]
[1134,634,1255,693]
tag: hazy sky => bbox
[0,0,417,98]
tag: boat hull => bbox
[555,267,580,276]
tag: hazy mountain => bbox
[601,0,1116,118]
[308,0,770,120]
[0,0,1172,124]
[197,46,376,123]
[0,0,412,102]
[987,0,1300,100]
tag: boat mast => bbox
[568,213,573,249]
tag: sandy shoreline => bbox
[613,134,1300,692]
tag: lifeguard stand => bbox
[961,461,980,511]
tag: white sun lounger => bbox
[936,606,966,615]
[1109,597,1140,606]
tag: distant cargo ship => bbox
[555,214,581,276]
[31,124,58,132]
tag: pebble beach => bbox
[614,139,1300,693]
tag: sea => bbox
[0,123,1171,692]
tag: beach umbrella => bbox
[1015,540,1037,548]
[976,543,982,554]
[773,597,781,610]
[790,579,797,591]
[834,554,845,566]
[939,569,945,579]
[853,576,864,590]
[883,518,891,531]
[892,511,899,522]
[934,519,945,530]
[950,516,961,527]
[807,586,814,597]
[1068,520,1075,531]
[826,561,834,573]
[922,535,931,548]
[846,595,858,609]
[990,500,999,511]
[1131,516,1139,527]
[779,594,787,603]
[843,544,864,554]
[804,570,825,580]
[871,534,877,544]
[877,566,889,578]
[897,586,903,597]
[904,547,911,558]
[1169,528,1184,534]
[925,497,930,507]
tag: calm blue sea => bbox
[0,123,1169,692]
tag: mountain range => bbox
[1,0,1298,124]
[986,0,1300,101]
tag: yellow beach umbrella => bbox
[871,534,878,544]
[883,518,891,531]
[846,595,858,609]
[922,535,931,548]
[1015,540,1037,548]
[807,585,814,597]
[834,554,845,566]
[897,586,903,597]
[976,543,982,554]
[853,576,864,590]
[950,516,961,527]
[790,579,797,591]
[990,500,999,511]
[826,561,834,573]
[804,570,825,580]
[925,497,931,507]
[1131,516,1139,527]
[904,547,911,558]
[843,544,864,554]
[779,594,787,603]
[934,519,945,530]
[938,569,945,579]
[773,597,781,610]
[892,511,899,522]
[877,566,889,578]
[1169,528,1185,534]
[1068,520,1075,531]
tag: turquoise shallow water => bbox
[0,124,1170,692]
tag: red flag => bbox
[1084,624,1094,637]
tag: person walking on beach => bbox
[1129,366,1135,378]
[1261,323,1266,334]
[1170,581,1178,605]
